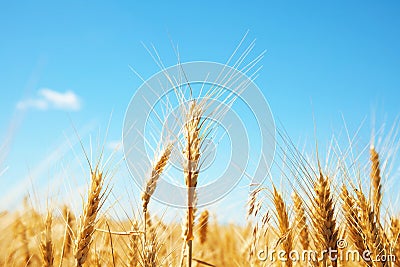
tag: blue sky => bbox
[1,1,400,221]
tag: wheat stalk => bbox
[181,100,203,267]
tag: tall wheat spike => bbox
[182,100,203,267]
[74,167,106,267]
[292,192,310,251]
[40,212,54,267]
[370,146,382,218]
[311,172,338,267]
[273,186,293,267]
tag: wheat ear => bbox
[74,168,106,267]
[370,146,382,218]
[141,143,173,214]
[141,142,172,242]
[273,186,293,267]
[311,172,338,267]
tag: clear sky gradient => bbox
[1,1,399,221]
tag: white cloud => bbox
[17,89,82,111]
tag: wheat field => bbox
[1,89,399,267]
